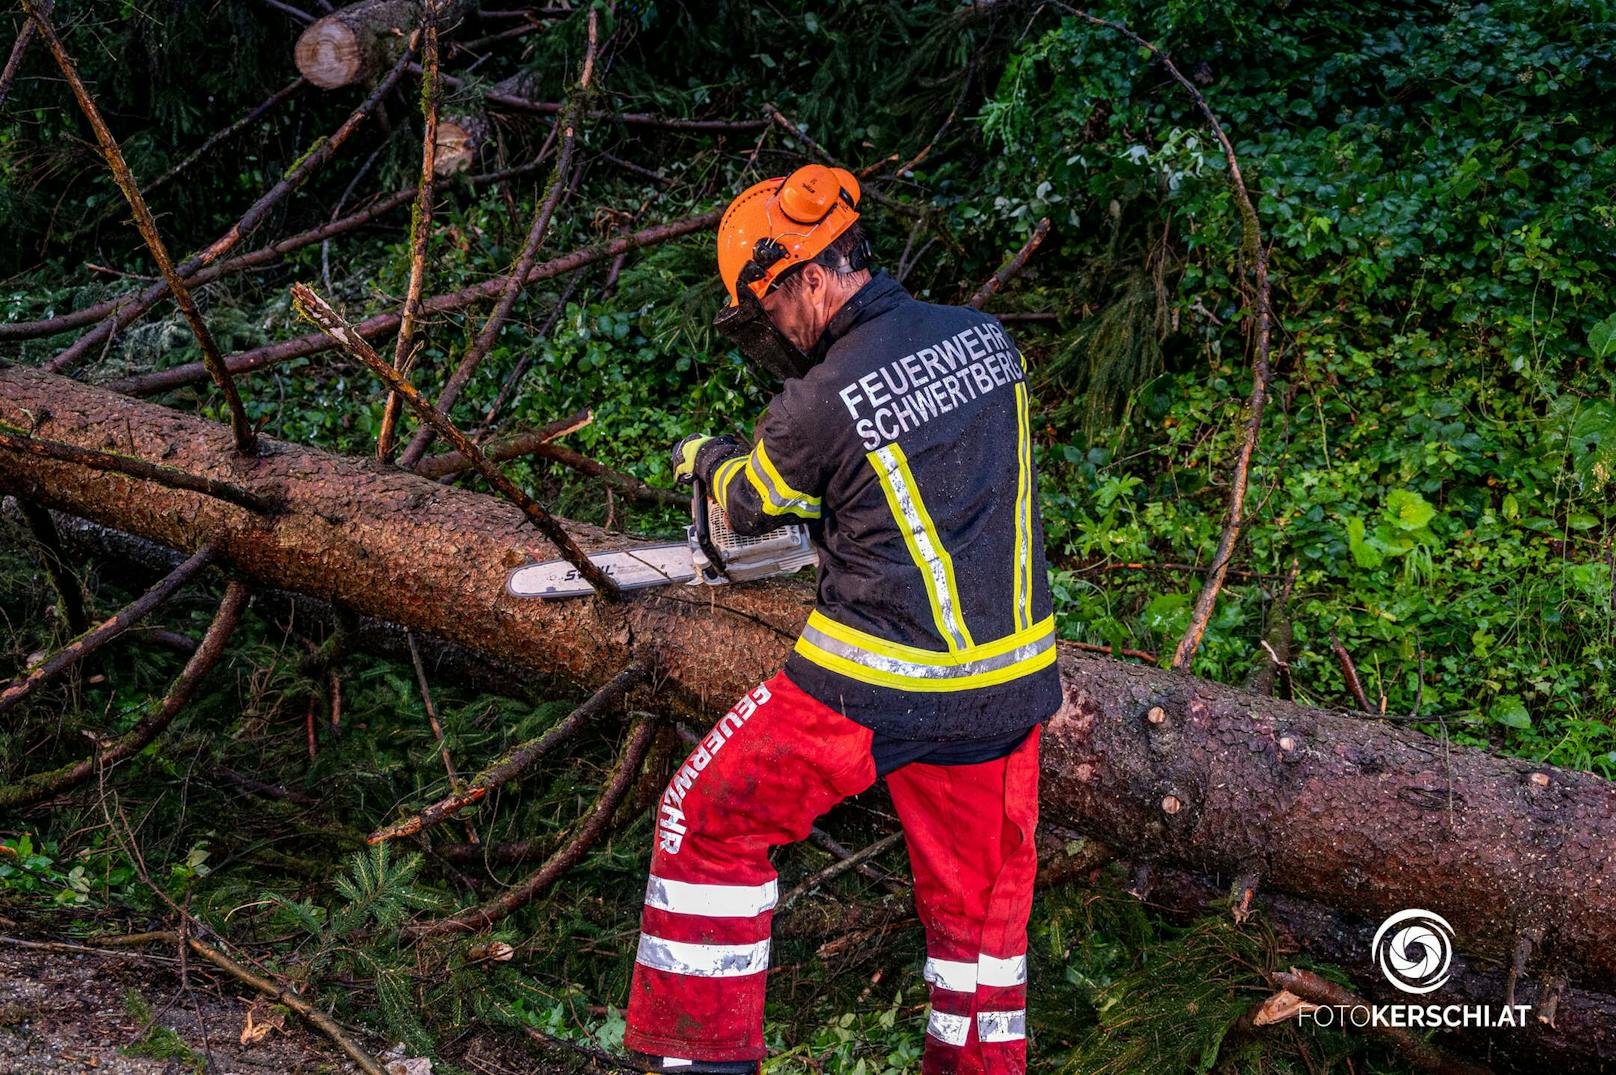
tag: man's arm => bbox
[691,397,825,536]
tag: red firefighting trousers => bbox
[624,671,1040,1072]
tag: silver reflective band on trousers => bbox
[635,935,771,978]
[926,1009,972,1046]
[922,953,1028,992]
[976,1008,1027,1042]
[644,875,778,918]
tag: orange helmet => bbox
[717,164,863,306]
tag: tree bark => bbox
[437,70,540,176]
[294,0,423,88]
[1147,868,1616,1074]
[3,364,1614,1011]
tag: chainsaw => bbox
[505,474,818,599]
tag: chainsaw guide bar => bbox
[506,488,818,600]
[506,543,696,598]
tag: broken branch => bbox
[109,209,722,397]
[24,0,255,452]
[417,409,591,478]
[395,8,599,469]
[290,283,621,599]
[369,663,645,843]
[1271,967,1493,1075]
[405,715,658,936]
[0,2,42,109]
[0,427,279,513]
[0,542,219,716]
[108,930,387,1075]
[1050,6,1274,670]
[45,34,420,375]
[780,830,906,911]
[1330,630,1374,713]
[0,581,248,809]
[377,3,444,461]
[17,499,89,635]
[0,187,417,343]
[967,216,1051,310]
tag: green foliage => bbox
[263,844,440,1053]
[976,0,1615,770]
[121,988,205,1073]
[767,992,926,1075]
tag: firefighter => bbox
[624,164,1061,1075]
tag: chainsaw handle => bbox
[691,473,730,580]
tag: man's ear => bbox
[801,262,830,299]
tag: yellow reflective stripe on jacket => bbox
[1012,382,1033,631]
[742,440,822,519]
[868,443,974,651]
[711,455,749,515]
[794,611,1056,692]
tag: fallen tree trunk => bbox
[295,0,470,89]
[1148,869,1616,1073]
[3,364,1613,1016]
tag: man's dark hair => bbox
[773,222,872,297]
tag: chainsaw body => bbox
[688,480,817,585]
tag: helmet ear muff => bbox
[847,232,872,271]
[777,164,841,224]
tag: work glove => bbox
[669,436,720,484]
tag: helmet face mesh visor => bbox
[712,287,813,382]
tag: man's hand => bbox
[672,433,717,484]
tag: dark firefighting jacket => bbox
[693,272,1062,741]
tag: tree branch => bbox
[17,498,89,635]
[377,3,443,460]
[108,209,723,397]
[0,542,219,716]
[415,408,591,477]
[404,715,658,937]
[967,216,1051,310]
[1049,4,1274,671]
[0,427,279,513]
[0,2,43,110]
[395,8,599,468]
[369,662,644,843]
[44,32,420,375]
[431,67,767,132]
[290,283,621,599]
[24,0,256,452]
[780,830,906,911]
[108,930,387,1075]
[0,581,248,808]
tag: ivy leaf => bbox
[1346,516,1383,568]
[1589,312,1616,360]
[1385,489,1437,531]
[1491,695,1531,729]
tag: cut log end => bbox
[294,21,367,89]
[434,120,478,175]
